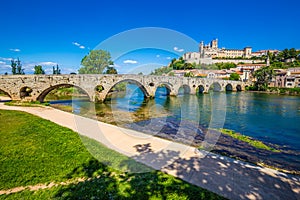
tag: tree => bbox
[34,65,45,74]
[16,58,24,74]
[277,48,299,61]
[79,50,113,74]
[183,62,195,70]
[11,58,24,75]
[53,65,61,74]
[173,59,185,70]
[150,66,172,75]
[11,60,16,75]
[184,71,194,77]
[253,66,274,91]
[216,62,236,70]
[229,73,240,81]
[105,66,117,74]
[168,71,175,76]
[170,58,176,66]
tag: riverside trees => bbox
[34,65,45,74]
[253,66,274,91]
[78,50,117,74]
[11,58,25,75]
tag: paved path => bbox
[0,104,299,200]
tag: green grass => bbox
[217,128,280,152]
[0,109,225,199]
[4,100,50,107]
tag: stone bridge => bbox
[0,74,245,102]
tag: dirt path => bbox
[0,103,299,200]
[0,177,92,195]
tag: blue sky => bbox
[0,0,299,74]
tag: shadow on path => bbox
[120,143,300,200]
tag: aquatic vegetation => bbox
[217,128,280,152]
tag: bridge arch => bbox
[178,84,191,95]
[0,88,12,101]
[155,82,172,96]
[209,82,223,92]
[20,86,33,99]
[236,84,242,91]
[225,83,233,91]
[103,79,150,101]
[197,85,205,94]
[37,84,91,102]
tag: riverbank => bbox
[0,109,220,199]
[0,103,299,199]
[246,87,300,95]
[48,97,300,175]
[124,117,300,175]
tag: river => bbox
[50,84,300,173]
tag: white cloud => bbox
[45,68,54,73]
[0,61,11,74]
[113,64,122,68]
[38,62,58,66]
[0,57,13,61]
[123,59,138,64]
[72,42,80,46]
[0,59,11,74]
[22,61,58,72]
[174,47,184,52]
[156,55,160,58]
[9,48,21,52]
[72,42,85,49]
[166,57,171,60]
[0,65,11,69]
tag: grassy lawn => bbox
[0,109,225,199]
[4,101,50,107]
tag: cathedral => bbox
[198,38,252,59]
[183,39,253,64]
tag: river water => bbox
[50,84,300,172]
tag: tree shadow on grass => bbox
[53,144,224,199]
[54,143,299,199]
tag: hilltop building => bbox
[183,38,252,61]
[198,38,252,59]
[183,38,277,64]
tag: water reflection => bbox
[49,86,300,172]
[50,85,300,153]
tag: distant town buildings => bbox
[177,38,300,89]
[183,38,278,64]
[169,66,300,89]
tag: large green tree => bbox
[229,73,240,81]
[253,66,274,91]
[34,65,45,74]
[79,50,113,74]
[105,66,118,74]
